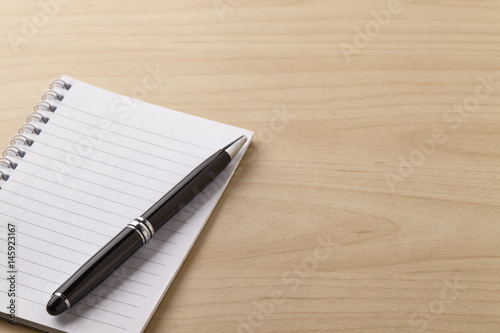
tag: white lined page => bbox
[0,76,253,333]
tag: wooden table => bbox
[0,1,499,332]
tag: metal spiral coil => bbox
[19,123,42,135]
[0,158,17,170]
[26,111,50,124]
[0,78,71,188]
[49,79,72,90]
[34,101,57,113]
[2,146,26,158]
[0,171,9,182]
[10,134,34,147]
[41,90,65,102]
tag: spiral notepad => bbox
[0,76,253,333]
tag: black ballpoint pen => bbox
[46,135,248,316]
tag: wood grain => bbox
[0,0,499,332]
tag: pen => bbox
[46,135,248,316]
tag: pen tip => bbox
[223,135,248,159]
[46,294,68,316]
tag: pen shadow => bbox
[55,145,256,324]
[145,143,257,330]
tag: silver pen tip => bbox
[224,135,248,159]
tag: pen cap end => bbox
[46,294,68,316]
[223,135,248,159]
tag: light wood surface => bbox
[0,1,499,332]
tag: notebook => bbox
[0,76,253,333]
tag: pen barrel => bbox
[54,227,144,307]
[142,150,232,229]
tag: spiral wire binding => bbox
[2,146,26,158]
[10,135,34,147]
[34,101,57,112]
[0,171,9,182]
[49,79,72,91]
[0,79,71,190]
[19,123,42,135]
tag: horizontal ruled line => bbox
[51,100,215,153]
[11,170,145,211]
[48,119,201,168]
[25,143,175,190]
[18,158,161,200]
[35,134,186,179]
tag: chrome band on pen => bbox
[127,218,155,244]
[54,292,71,309]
